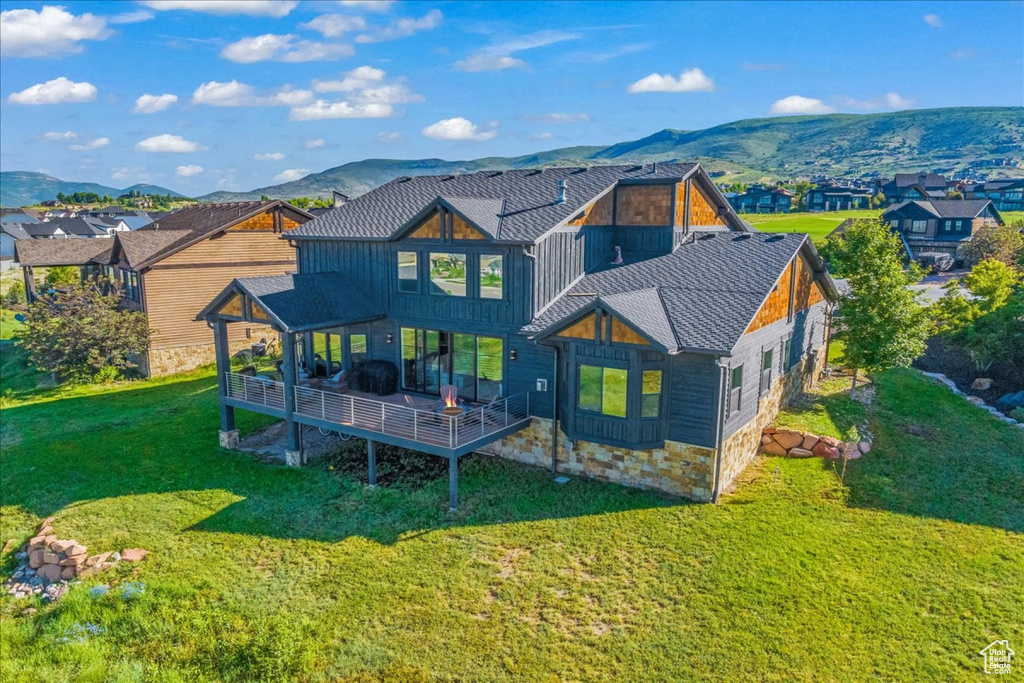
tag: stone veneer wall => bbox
[147,336,265,377]
[478,417,716,501]
[717,349,826,494]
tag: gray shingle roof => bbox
[45,217,111,237]
[116,230,192,267]
[524,232,824,354]
[199,271,385,332]
[1,224,31,240]
[15,237,114,267]
[891,173,947,189]
[441,196,505,238]
[885,199,995,219]
[287,163,701,243]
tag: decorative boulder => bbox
[788,447,815,458]
[37,564,62,584]
[774,430,805,450]
[760,441,788,456]
[801,435,820,450]
[812,441,841,459]
[971,378,993,391]
[120,548,148,562]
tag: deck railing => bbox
[293,385,530,449]
[225,372,286,411]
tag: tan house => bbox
[16,201,312,376]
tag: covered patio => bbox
[198,271,531,510]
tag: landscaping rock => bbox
[801,435,820,450]
[858,441,871,454]
[37,564,62,584]
[60,567,76,581]
[812,441,841,459]
[85,552,112,567]
[760,441,788,456]
[59,554,87,567]
[774,430,805,450]
[120,549,148,562]
[971,378,993,391]
[36,525,53,537]
[27,536,47,551]
[110,551,121,562]
[763,426,777,434]
[788,447,815,458]
[67,543,87,557]
[28,549,44,569]
[51,540,78,554]
[41,551,59,564]
[761,434,774,445]
[818,435,842,448]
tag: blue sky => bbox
[1,0,1021,196]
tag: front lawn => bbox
[743,210,880,243]
[1,362,1021,681]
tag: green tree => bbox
[726,182,747,194]
[869,191,886,209]
[288,197,312,209]
[19,280,149,383]
[5,280,26,306]
[962,258,1022,313]
[929,279,980,333]
[791,181,814,211]
[960,222,1024,267]
[45,266,79,287]
[961,290,1024,386]
[830,219,930,396]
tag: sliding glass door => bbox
[400,327,502,401]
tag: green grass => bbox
[1,356,1022,681]
[742,210,881,243]
[0,308,24,341]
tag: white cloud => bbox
[356,9,442,43]
[421,117,497,141]
[950,48,978,60]
[530,132,555,141]
[192,81,313,107]
[377,131,406,143]
[8,77,97,105]
[134,134,207,153]
[175,164,203,176]
[521,112,592,124]
[70,137,110,151]
[140,1,297,17]
[923,14,943,27]
[313,65,386,92]
[454,30,579,72]
[836,92,916,111]
[133,93,178,114]
[289,101,393,121]
[300,14,366,37]
[272,168,310,183]
[768,95,834,115]
[254,152,285,161]
[221,33,352,63]
[883,92,915,109]
[627,68,716,93]
[43,130,77,141]
[305,138,326,149]
[108,10,154,24]
[356,83,424,105]
[338,0,395,10]
[0,5,111,58]
[111,167,131,181]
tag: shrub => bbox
[960,222,1024,267]
[5,280,26,305]
[962,259,1022,313]
[44,266,79,287]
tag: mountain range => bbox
[0,171,185,208]
[2,107,1021,207]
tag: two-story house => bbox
[16,200,312,376]
[964,178,1024,212]
[877,172,948,205]
[805,184,871,211]
[199,164,837,510]
[727,186,793,214]
[881,198,1003,263]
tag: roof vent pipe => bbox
[332,190,350,208]
[613,246,623,265]
[557,179,568,204]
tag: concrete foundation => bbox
[284,450,303,467]
[218,429,240,450]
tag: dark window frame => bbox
[760,348,773,396]
[396,250,419,293]
[729,365,743,415]
[577,362,629,419]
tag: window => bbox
[429,252,467,296]
[910,220,927,234]
[349,334,368,365]
[401,327,502,401]
[578,364,627,418]
[783,338,793,372]
[641,370,662,418]
[479,254,503,299]
[729,366,743,414]
[890,219,899,228]
[310,333,338,376]
[397,251,418,293]
[761,349,773,395]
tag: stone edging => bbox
[920,372,1024,431]
[759,427,870,460]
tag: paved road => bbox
[909,269,971,303]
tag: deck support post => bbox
[22,266,36,304]
[282,330,302,465]
[213,318,236,443]
[367,440,377,487]
[448,455,459,511]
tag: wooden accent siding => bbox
[614,184,674,226]
[144,263,288,348]
[232,212,275,231]
[566,191,614,227]
[156,231,294,266]
[611,318,650,346]
[674,182,687,227]
[555,312,598,340]
[688,184,726,226]
[219,293,242,317]
[451,213,485,240]
[746,261,794,334]
[793,253,825,310]
[408,211,441,239]
[282,217,302,231]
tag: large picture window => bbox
[910,220,927,234]
[479,254,503,299]
[578,364,627,418]
[349,334,368,365]
[397,251,418,292]
[401,327,502,401]
[429,252,467,296]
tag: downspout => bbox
[550,344,560,473]
[711,357,729,503]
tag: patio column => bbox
[22,266,35,304]
[367,440,377,487]
[282,330,302,466]
[214,318,238,449]
[448,455,459,511]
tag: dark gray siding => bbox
[614,226,673,255]
[534,227,614,313]
[665,353,722,448]
[722,301,828,438]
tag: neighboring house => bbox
[22,223,67,239]
[0,212,40,226]
[44,217,127,238]
[877,173,948,204]
[964,178,1024,212]
[881,199,1003,262]
[728,186,793,214]
[121,211,155,230]
[805,184,871,211]
[1,223,31,259]
[16,200,312,376]
[198,163,837,510]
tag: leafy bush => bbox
[5,280,25,305]
[960,222,1024,267]
[45,265,80,287]
[962,259,1022,313]
[18,280,149,383]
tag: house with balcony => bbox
[199,164,837,510]
[805,184,871,211]
[727,186,793,214]
[881,198,1003,263]
[964,178,1024,212]
[16,200,312,376]
[877,172,948,205]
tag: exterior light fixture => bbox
[509,349,518,361]
[386,333,394,344]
